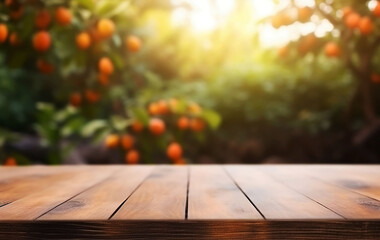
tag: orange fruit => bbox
[149,118,165,136]
[98,73,109,86]
[131,120,144,133]
[324,42,341,58]
[55,7,71,26]
[177,116,190,130]
[0,24,8,43]
[298,7,312,22]
[126,150,139,164]
[371,73,380,83]
[9,32,20,46]
[98,57,114,75]
[188,102,202,114]
[10,7,23,20]
[35,9,51,29]
[85,90,100,103]
[97,19,115,38]
[148,102,160,115]
[4,157,17,166]
[359,17,374,35]
[104,134,120,148]
[271,15,282,29]
[342,6,353,19]
[345,12,361,28]
[76,32,91,50]
[69,92,82,107]
[167,142,183,160]
[190,118,205,132]
[37,59,54,74]
[33,31,51,52]
[126,35,142,52]
[121,134,134,150]
[157,100,169,115]
[373,2,380,17]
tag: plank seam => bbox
[35,169,119,220]
[108,167,154,220]
[0,202,11,208]
[223,166,266,220]
[185,166,190,220]
[308,175,380,204]
[263,171,347,220]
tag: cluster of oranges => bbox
[324,4,380,59]
[271,7,313,29]
[275,3,380,60]
[68,17,141,107]
[104,134,140,164]
[342,6,376,35]
[69,90,100,107]
[0,2,143,109]
[103,99,208,164]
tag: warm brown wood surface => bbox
[0,165,380,239]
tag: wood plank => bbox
[112,166,188,220]
[0,166,88,206]
[0,166,118,220]
[263,166,380,219]
[296,165,380,202]
[188,165,262,219]
[0,220,380,240]
[226,166,341,219]
[39,166,153,220]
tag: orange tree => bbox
[0,0,146,164]
[0,0,220,164]
[271,0,380,143]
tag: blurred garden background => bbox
[1,0,380,165]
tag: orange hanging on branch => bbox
[55,7,71,26]
[76,32,91,50]
[35,9,51,29]
[33,31,51,52]
[0,24,8,43]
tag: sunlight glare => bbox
[171,0,333,47]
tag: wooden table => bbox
[0,165,380,239]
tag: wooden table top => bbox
[0,165,380,239]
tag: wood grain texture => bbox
[0,220,379,240]
[0,166,85,206]
[39,166,153,220]
[0,165,379,239]
[296,165,380,202]
[262,166,380,219]
[0,166,118,220]
[188,165,262,219]
[226,166,341,219]
[112,166,188,220]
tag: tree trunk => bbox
[360,78,378,124]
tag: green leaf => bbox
[201,110,221,130]
[76,0,95,10]
[96,1,130,18]
[110,115,129,131]
[81,119,108,137]
[55,106,78,123]
[130,107,149,125]
[62,117,85,137]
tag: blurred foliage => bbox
[1,0,380,164]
